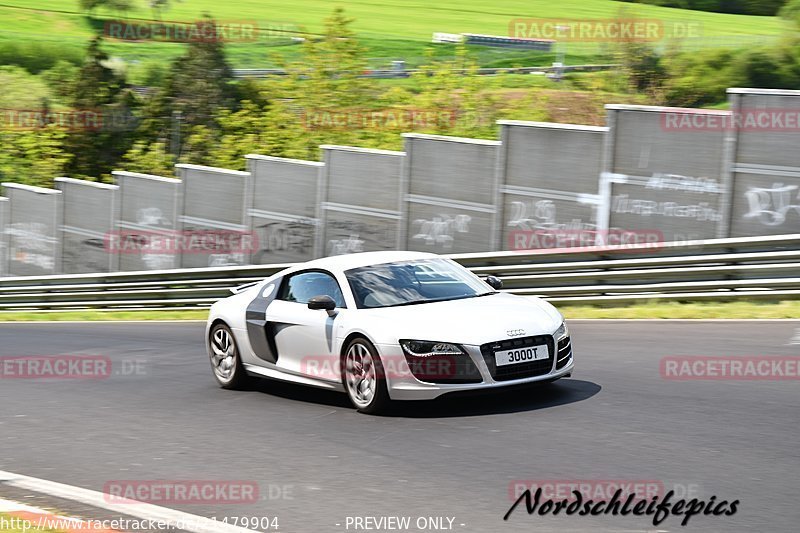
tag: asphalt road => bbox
[0,320,798,533]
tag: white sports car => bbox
[206,251,573,414]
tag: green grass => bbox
[0,0,786,38]
[561,300,800,319]
[0,1,789,70]
[0,309,209,321]
[0,301,797,322]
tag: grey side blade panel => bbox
[245,279,281,363]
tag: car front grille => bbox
[480,335,555,382]
[556,336,572,370]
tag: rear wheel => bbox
[342,338,390,414]
[209,323,249,389]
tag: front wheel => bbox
[209,323,250,389]
[342,338,391,414]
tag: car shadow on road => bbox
[244,377,600,417]
[384,379,601,418]
[244,378,352,408]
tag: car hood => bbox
[352,292,563,346]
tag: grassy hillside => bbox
[0,1,790,71]
[0,0,788,37]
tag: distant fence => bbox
[1,87,800,276]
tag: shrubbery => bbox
[0,41,83,74]
[620,34,800,107]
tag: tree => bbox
[143,15,237,157]
[41,61,80,100]
[618,41,666,94]
[62,37,135,180]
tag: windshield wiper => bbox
[380,299,429,308]
[378,292,496,308]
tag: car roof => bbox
[286,250,441,274]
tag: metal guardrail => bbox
[232,64,618,79]
[0,235,797,311]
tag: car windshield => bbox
[345,258,494,309]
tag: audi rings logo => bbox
[507,329,526,337]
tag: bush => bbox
[659,49,741,107]
[619,41,666,93]
[0,41,83,74]
[0,66,53,110]
[731,48,793,88]
[41,61,80,100]
[780,0,800,22]
[657,41,800,107]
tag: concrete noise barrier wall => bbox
[176,164,250,269]
[498,121,607,251]
[1,183,62,276]
[403,133,501,254]
[321,145,404,256]
[245,154,322,264]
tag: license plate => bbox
[495,345,549,367]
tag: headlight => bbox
[554,321,569,340]
[400,340,465,357]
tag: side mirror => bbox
[485,275,503,290]
[308,294,336,311]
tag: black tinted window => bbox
[279,271,346,307]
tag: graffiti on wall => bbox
[742,183,800,226]
[328,235,365,255]
[5,222,56,270]
[326,219,397,255]
[611,173,723,224]
[129,207,175,270]
[412,214,472,250]
[507,199,596,231]
[252,219,315,262]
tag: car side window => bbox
[279,271,346,308]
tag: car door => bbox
[245,279,282,365]
[265,270,346,380]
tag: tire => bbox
[209,322,250,389]
[342,337,391,414]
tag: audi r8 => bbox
[206,251,573,413]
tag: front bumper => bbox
[379,336,574,401]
